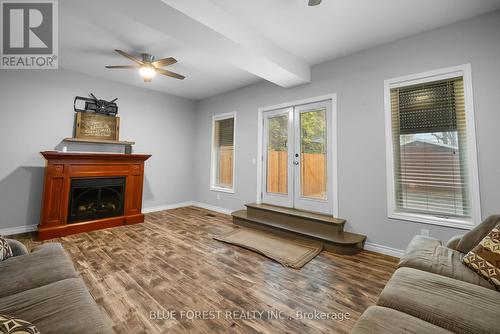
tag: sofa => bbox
[0,239,114,334]
[352,215,500,334]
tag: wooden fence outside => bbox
[218,147,233,187]
[265,150,326,198]
[218,149,327,198]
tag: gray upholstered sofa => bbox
[0,239,114,334]
[352,215,500,334]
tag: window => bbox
[211,112,235,192]
[385,65,480,229]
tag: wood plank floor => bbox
[17,206,398,334]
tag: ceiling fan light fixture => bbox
[308,0,321,6]
[139,66,156,81]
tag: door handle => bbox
[293,161,299,166]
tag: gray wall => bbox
[0,69,196,231]
[193,11,500,250]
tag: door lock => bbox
[293,161,299,165]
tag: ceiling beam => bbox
[105,0,311,87]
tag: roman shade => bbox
[215,117,234,148]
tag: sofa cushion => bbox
[456,215,500,253]
[463,223,500,290]
[0,236,13,261]
[0,314,40,334]
[398,235,494,289]
[377,267,500,334]
[0,278,114,334]
[351,306,452,334]
[0,243,78,298]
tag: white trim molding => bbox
[384,64,481,229]
[210,111,237,194]
[364,242,404,258]
[0,224,38,236]
[256,93,339,217]
[142,201,233,215]
[191,202,233,215]
[142,201,196,214]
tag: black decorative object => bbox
[74,93,118,116]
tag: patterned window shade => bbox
[390,76,471,218]
[397,79,458,134]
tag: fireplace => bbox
[39,151,151,240]
[68,177,126,223]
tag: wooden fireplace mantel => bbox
[39,151,151,240]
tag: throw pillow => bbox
[0,236,13,261]
[0,314,40,334]
[463,223,500,290]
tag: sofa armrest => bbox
[398,235,441,269]
[6,239,29,256]
[446,235,464,251]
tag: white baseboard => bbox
[0,224,38,236]
[364,242,404,258]
[142,201,233,216]
[142,201,195,213]
[191,202,233,215]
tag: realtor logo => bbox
[1,0,58,69]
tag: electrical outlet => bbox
[420,229,430,237]
[216,194,221,200]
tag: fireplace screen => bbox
[68,177,125,223]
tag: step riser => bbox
[246,206,344,234]
[233,216,363,255]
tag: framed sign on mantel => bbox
[75,112,120,141]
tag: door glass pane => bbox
[266,115,288,194]
[300,109,327,200]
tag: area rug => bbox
[214,228,323,269]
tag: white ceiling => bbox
[59,0,500,100]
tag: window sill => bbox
[210,186,235,194]
[388,212,474,230]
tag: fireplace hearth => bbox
[68,177,125,223]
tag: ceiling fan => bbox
[105,49,185,83]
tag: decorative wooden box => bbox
[75,112,120,141]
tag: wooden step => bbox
[232,209,366,255]
[246,203,345,238]
[246,203,345,226]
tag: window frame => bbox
[384,64,481,229]
[210,111,236,193]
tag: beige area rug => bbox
[214,228,323,269]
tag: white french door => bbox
[262,100,333,214]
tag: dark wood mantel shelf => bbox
[39,151,151,240]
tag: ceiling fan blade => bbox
[105,65,139,69]
[156,68,185,80]
[308,0,321,5]
[114,49,144,65]
[151,57,177,68]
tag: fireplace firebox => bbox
[68,177,126,223]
